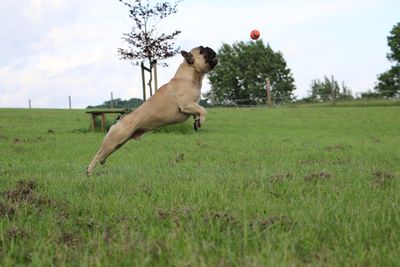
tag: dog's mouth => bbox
[200,46,218,69]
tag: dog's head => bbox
[181,46,218,72]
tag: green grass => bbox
[290,98,400,108]
[0,106,400,266]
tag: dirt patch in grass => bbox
[0,179,59,222]
[372,170,396,187]
[304,172,331,182]
[13,137,45,144]
[370,137,381,143]
[300,158,349,166]
[270,173,293,182]
[132,183,152,196]
[204,211,238,228]
[103,225,113,244]
[324,144,352,151]
[0,201,15,218]
[156,207,192,228]
[3,180,37,200]
[241,179,262,191]
[174,153,185,163]
[333,158,350,165]
[57,231,81,247]
[72,128,90,134]
[6,227,29,240]
[2,180,52,208]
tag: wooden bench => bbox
[86,108,128,132]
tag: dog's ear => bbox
[181,50,194,64]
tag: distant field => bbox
[0,106,399,266]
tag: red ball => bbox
[250,29,260,40]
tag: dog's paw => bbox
[86,166,92,177]
[193,118,201,131]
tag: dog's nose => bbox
[209,57,218,69]
[206,47,216,58]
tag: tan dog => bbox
[86,46,218,176]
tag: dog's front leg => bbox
[179,102,206,131]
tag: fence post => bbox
[111,92,114,109]
[141,62,147,101]
[153,61,158,92]
[266,78,272,108]
[69,96,72,109]
[331,76,336,103]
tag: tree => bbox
[308,75,352,102]
[387,22,400,63]
[375,22,400,97]
[87,98,143,109]
[118,0,182,99]
[360,90,382,99]
[206,40,296,105]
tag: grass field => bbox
[0,106,400,266]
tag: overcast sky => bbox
[0,0,399,108]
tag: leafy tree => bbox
[206,40,296,105]
[308,75,352,102]
[118,0,182,97]
[361,90,382,99]
[375,22,400,97]
[375,65,400,97]
[87,98,143,109]
[387,22,400,63]
[118,0,181,65]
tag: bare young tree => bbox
[118,0,182,99]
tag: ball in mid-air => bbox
[250,29,260,40]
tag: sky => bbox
[0,0,399,108]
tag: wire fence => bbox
[23,90,400,109]
[209,93,398,103]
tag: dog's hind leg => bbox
[86,143,123,176]
[86,123,133,176]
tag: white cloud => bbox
[23,0,66,23]
[281,43,301,57]
[1,0,399,107]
